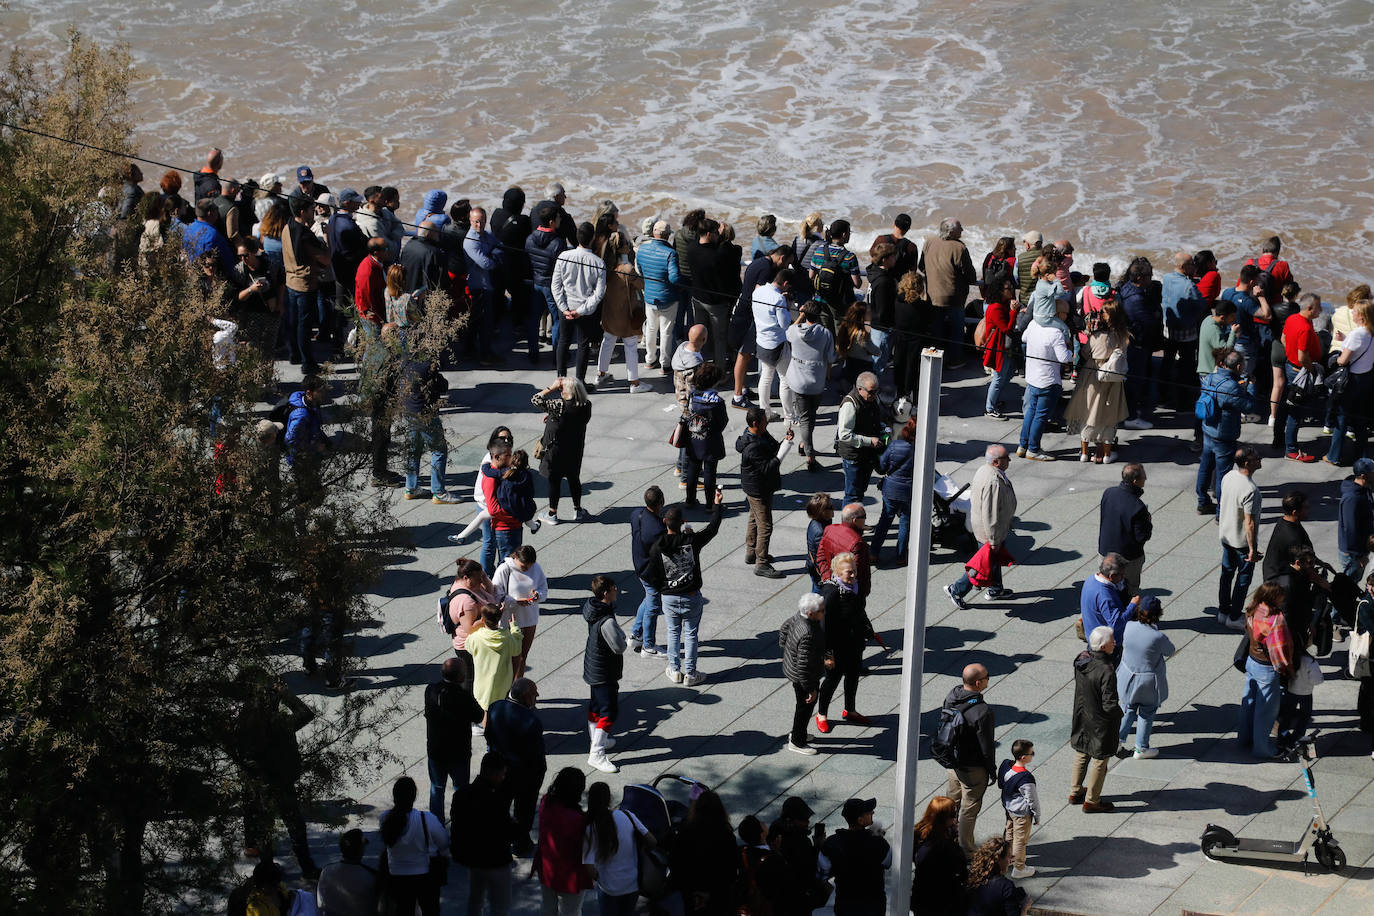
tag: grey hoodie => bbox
[784,320,837,396]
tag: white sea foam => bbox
[2,0,1371,291]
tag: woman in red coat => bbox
[537,767,593,914]
[982,279,1020,419]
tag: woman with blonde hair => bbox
[1326,298,1374,465]
[1066,298,1131,463]
[815,552,874,732]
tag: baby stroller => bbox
[620,774,709,906]
[933,474,975,553]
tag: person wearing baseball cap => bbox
[294,165,330,200]
[817,797,891,914]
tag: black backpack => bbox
[813,245,849,309]
[1254,257,1280,303]
[982,255,1011,292]
[930,696,980,769]
[436,587,476,636]
[268,396,295,426]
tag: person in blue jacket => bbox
[1197,349,1260,514]
[1338,459,1374,580]
[1080,553,1140,663]
[871,416,916,563]
[283,376,328,467]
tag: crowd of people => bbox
[124,150,1374,915]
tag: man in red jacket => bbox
[354,237,391,333]
[816,503,871,597]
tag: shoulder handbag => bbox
[1233,628,1250,673]
[668,414,688,448]
[1351,619,1372,678]
[419,811,448,886]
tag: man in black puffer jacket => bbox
[583,575,626,774]
[736,407,795,579]
[779,593,830,755]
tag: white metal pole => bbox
[891,348,944,915]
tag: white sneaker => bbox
[629,381,651,394]
[1134,747,1159,759]
[1322,426,1333,435]
[1102,452,1117,464]
[641,645,665,658]
[665,667,683,684]
[588,753,619,774]
[1010,865,1036,880]
[786,740,818,756]
[540,509,559,526]
[685,672,706,687]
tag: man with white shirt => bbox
[552,221,607,385]
[751,267,797,420]
[1017,299,1074,461]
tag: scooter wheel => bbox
[1201,839,1222,860]
[1314,841,1346,873]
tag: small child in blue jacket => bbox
[997,738,1041,879]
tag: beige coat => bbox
[969,461,1017,547]
[1065,328,1130,439]
[598,235,646,338]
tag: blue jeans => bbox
[952,545,1002,597]
[427,754,467,823]
[633,579,662,646]
[663,593,703,676]
[1283,363,1303,453]
[481,523,523,577]
[1019,383,1061,452]
[536,285,561,353]
[1195,436,1235,509]
[841,455,878,507]
[871,497,911,557]
[405,416,448,493]
[985,356,1014,413]
[1119,703,1158,750]
[1219,543,1255,622]
[285,287,317,369]
[870,327,893,388]
[1238,656,1281,757]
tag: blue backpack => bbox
[1195,388,1219,424]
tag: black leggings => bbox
[547,469,582,513]
[818,661,860,716]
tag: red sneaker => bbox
[1285,451,1317,463]
[815,714,831,733]
[842,710,872,725]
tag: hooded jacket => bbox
[1071,649,1122,759]
[939,685,996,773]
[1338,477,1373,555]
[492,188,531,281]
[582,598,624,687]
[413,189,448,229]
[784,320,837,396]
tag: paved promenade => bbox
[285,343,1374,916]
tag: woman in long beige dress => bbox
[1066,298,1131,463]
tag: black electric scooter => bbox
[1200,733,1346,873]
